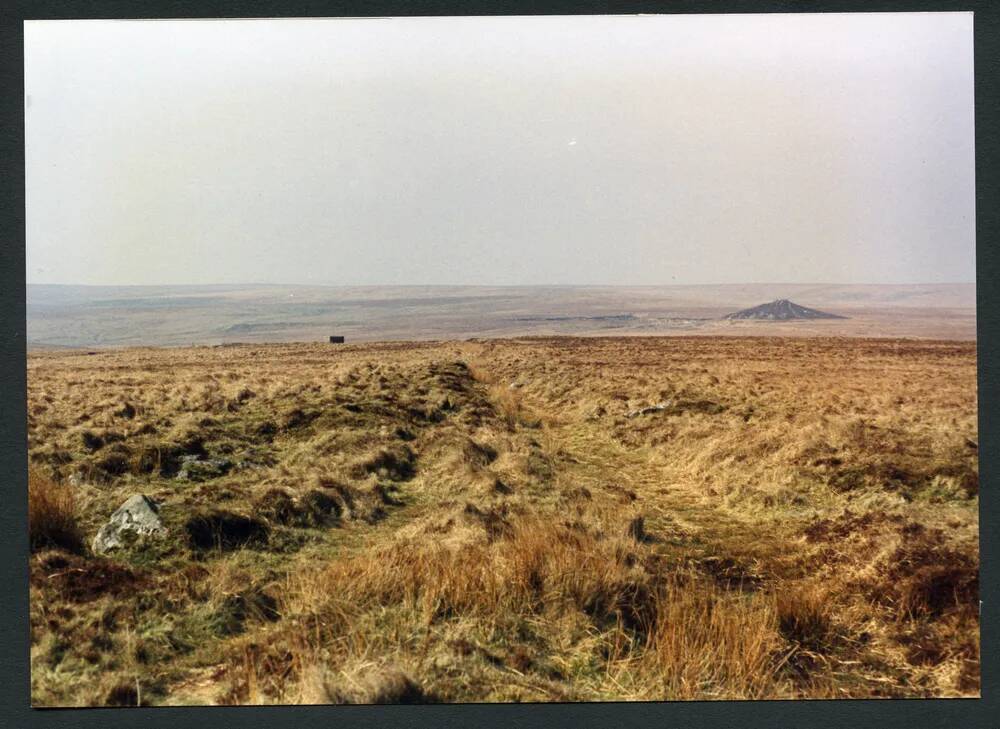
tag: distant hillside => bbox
[724,299,847,321]
[25,283,974,346]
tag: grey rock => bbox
[176,456,233,481]
[626,403,669,419]
[626,399,725,419]
[92,494,166,554]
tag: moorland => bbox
[27,335,979,705]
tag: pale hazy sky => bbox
[25,14,975,286]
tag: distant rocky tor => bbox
[723,299,847,321]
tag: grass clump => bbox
[28,467,83,554]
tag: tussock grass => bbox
[227,515,802,702]
[490,384,527,431]
[28,467,83,554]
[283,517,651,628]
[643,578,788,700]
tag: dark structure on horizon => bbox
[724,299,847,321]
[329,336,345,343]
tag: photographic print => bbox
[24,13,978,706]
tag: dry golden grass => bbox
[643,577,789,700]
[28,467,83,554]
[490,384,526,431]
[26,336,978,705]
